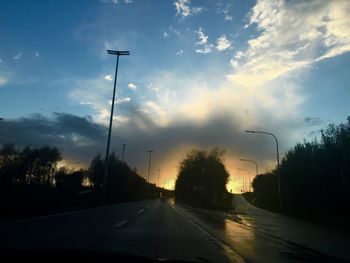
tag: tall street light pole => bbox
[157,169,161,188]
[103,50,130,196]
[147,150,154,193]
[245,130,282,209]
[240,158,258,177]
[121,143,126,162]
[238,168,251,192]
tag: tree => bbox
[251,172,279,211]
[0,145,61,188]
[251,116,350,218]
[175,148,231,208]
[0,144,17,187]
[55,168,86,193]
[88,154,104,191]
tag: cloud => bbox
[216,2,233,21]
[304,117,324,126]
[69,75,119,125]
[79,99,93,105]
[174,0,191,17]
[163,32,169,38]
[115,96,131,104]
[230,0,350,89]
[104,74,113,81]
[216,35,231,51]
[128,82,137,90]
[169,26,181,37]
[196,27,208,45]
[195,45,214,54]
[35,51,40,57]
[0,76,7,87]
[0,113,106,162]
[13,53,23,60]
[147,83,159,92]
[191,7,203,14]
[101,0,118,4]
[195,28,214,54]
[174,0,203,18]
[0,109,303,188]
[176,50,183,56]
[0,67,10,87]
[124,0,132,3]
[225,14,233,21]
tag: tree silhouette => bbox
[251,116,350,218]
[175,148,231,209]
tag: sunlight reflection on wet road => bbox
[177,202,347,263]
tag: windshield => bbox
[0,1,349,262]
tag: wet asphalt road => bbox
[0,198,347,262]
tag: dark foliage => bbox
[89,153,152,198]
[0,145,165,221]
[251,116,350,221]
[0,144,61,188]
[175,148,232,210]
[251,172,279,211]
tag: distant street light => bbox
[147,150,154,193]
[103,50,130,196]
[240,158,258,177]
[157,169,161,188]
[245,130,282,209]
[238,168,251,192]
[121,144,126,162]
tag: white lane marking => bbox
[236,215,252,227]
[114,220,127,227]
[136,209,144,215]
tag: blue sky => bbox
[1,0,350,191]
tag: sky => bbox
[1,0,350,192]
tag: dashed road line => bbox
[114,220,127,228]
[136,209,145,215]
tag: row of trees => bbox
[0,144,157,198]
[251,116,350,218]
[0,144,62,188]
[175,148,232,209]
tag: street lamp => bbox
[147,150,154,193]
[157,169,161,188]
[238,168,251,192]
[245,130,282,209]
[240,158,258,177]
[103,50,130,196]
[121,143,126,162]
[245,131,279,168]
[238,172,246,192]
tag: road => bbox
[0,197,348,262]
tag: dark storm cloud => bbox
[0,113,107,163]
[304,117,324,126]
[111,107,308,177]
[0,109,310,179]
